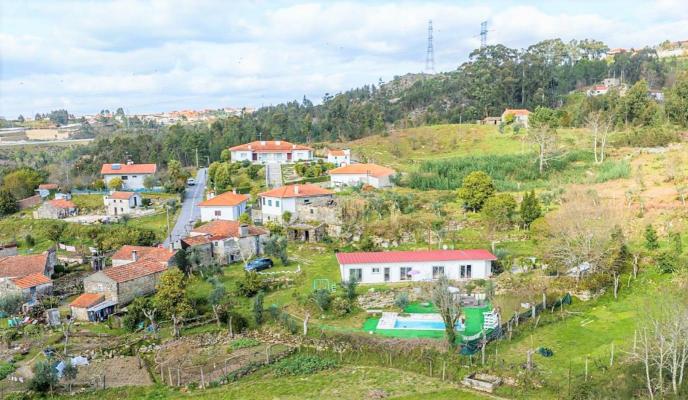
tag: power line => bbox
[425,20,435,73]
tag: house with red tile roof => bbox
[104,191,142,216]
[101,162,157,190]
[259,184,334,223]
[501,109,531,127]
[83,258,170,306]
[33,198,78,219]
[328,163,396,188]
[326,149,351,167]
[69,293,115,321]
[111,245,177,268]
[336,249,497,284]
[229,140,313,164]
[0,249,56,280]
[199,190,249,222]
[182,220,269,264]
[0,272,53,299]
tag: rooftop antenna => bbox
[480,21,488,48]
[425,20,435,73]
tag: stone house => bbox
[259,184,334,223]
[82,258,169,306]
[0,249,56,280]
[34,199,78,219]
[182,220,269,264]
[0,273,53,300]
[104,191,143,216]
[110,245,177,268]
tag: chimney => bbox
[248,144,252,150]
[232,188,237,194]
[294,184,299,195]
[126,160,134,165]
[260,140,266,146]
[239,224,249,237]
[275,140,281,145]
[131,250,138,261]
[207,191,215,200]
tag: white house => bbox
[104,191,142,216]
[184,220,269,264]
[328,163,395,189]
[586,85,609,97]
[101,162,157,190]
[327,149,351,167]
[259,184,334,223]
[501,109,531,128]
[198,191,249,222]
[229,140,313,164]
[336,249,497,284]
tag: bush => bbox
[312,289,332,312]
[219,310,248,333]
[273,354,338,376]
[236,271,266,297]
[0,361,16,380]
[594,160,630,183]
[331,297,352,317]
[253,291,265,325]
[24,234,35,247]
[28,360,58,392]
[230,338,260,351]
[394,292,409,309]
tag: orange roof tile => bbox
[328,163,395,178]
[328,149,346,157]
[198,191,249,207]
[259,184,333,198]
[108,191,136,200]
[190,220,268,239]
[181,235,212,246]
[503,109,531,116]
[38,183,58,190]
[48,199,76,209]
[70,293,105,308]
[0,253,48,279]
[229,140,312,152]
[101,163,157,175]
[102,259,167,283]
[11,273,51,289]
[111,245,176,264]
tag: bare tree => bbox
[528,124,558,174]
[432,275,461,349]
[61,317,74,356]
[142,308,158,338]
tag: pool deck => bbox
[377,312,397,329]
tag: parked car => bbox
[186,178,196,186]
[245,258,273,272]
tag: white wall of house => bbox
[231,150,253,162]
[260,196,295,222]
[231,150,313,165]
[327,153,350,167]
[338,259,492,284]
[200,203,246,222]
[103,174,151,190]
[330,173,391,188]
[104,194,141,216]
[292,150,312,162]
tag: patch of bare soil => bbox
[74,356,152,388]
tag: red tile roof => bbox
[503,109,531,116]
[328,149,347,157]
[48,199,76,209]
[198,191,249,207]
[11,273,51,289]
[70,293,105,308]
[111,245,176,264]
[0,253,48,278]
[38,183,58,190]
[101,163,157,175]
[229,140,312,152]
[108,191,136,200]
[259,184,333,198]
[102,259,167,283]
[336,249,497,265]
[328,163,395,178]
[191,220,268,240]
[181,235,212,246]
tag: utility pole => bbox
[425,20,435,73]
[165,205,171,247]
[480,21,488,48]
[195,148,199,169]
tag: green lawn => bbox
[71,194,106,212]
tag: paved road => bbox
[163,168,206,247]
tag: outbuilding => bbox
[104,191,142,216]
[328,163,395,189]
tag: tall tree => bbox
[432,275,461,349]
[528,106,560,174]
[154,269,192,338]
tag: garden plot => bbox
[73,356,152,388]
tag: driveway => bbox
[163,168,206,247]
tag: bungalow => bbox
[326,149,351,167]
[0,249,56,280]
[110,245,177,268]
[182,220,269,264]
[259,184,334,223]
[69,293,116,322]
[101,162,157,190]
[82,258,170,306]
[34,199,78,219]
[104,191,142,216]
[501,109,531,128]
[328,163,395,189]
[336,249,497,284]
[198,191,249,222]
[0,273,53,299]
[586,85,609,96]
[229,140,313,164]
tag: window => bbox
[466,264,472,278]
[214,210,221,216]
[349,268,362,282]
[304,199,311,204]
[268,199,272,206]
[372,267,380,274]
[400,267,412,281]
[262,198,265,205]
[121,175,128,180]
[132,176,137,178]
[432,266,445,279]
[460,265,472,279]
[310,209,314,214]
[276,200,280,207]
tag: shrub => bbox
[219,311,248,333]
[236,271,266,297]
[230,338,260,351]
[457,171,495,211]
[0,361,16,380]
[273,354,338,376]
[28,360,58,392]
[343,279,358,302]
[0,294,24,315]
[253,291,265,325]
[312,289,332,312]
[331,297,352,317]
[394,292,409,310]
[24,234,35,247]
[594,160,630,183]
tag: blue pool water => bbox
[393,320,464,330]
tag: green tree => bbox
[666,72,688,127]
[606,226,629,299]
[519,190,542,228]
[213,163,232,192]
[208,276,227,326]
[644,224,659,250]
[620,80,652,125]
[220,149,231,162]
[0,190,18,216]
[143,175,157,190]
[62,359,78,393]
[670,232,682,255]
[29,360,58,393]
[2,168,43,199]
[265,234,288,265]
[281,211,292,223]
[46,222,65,247]
[238,212,252,225]
[432,275,461,349]
[457,171,495,211]
[165,160,189,193]
[253,291,264,325]
[0,294,24,315]
[108,177,123,190]
[343,278,358,302]
[154,269,192,337]
[482,193,517,231]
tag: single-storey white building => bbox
[501,109,531,128]
[259,184,334,223]
[229,140,313,164]
[104,191,142,216]
[198,191,249,222]
[328,163,395,189]
[336,249,497,284]
[101,162,157,190]
[327,149,351,167]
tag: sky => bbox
[1,0,687,118]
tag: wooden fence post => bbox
[200,367,205,389]
[610,343,614,367]
[585,356,588,382]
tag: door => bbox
[384,267,390,282]
[349,268,362,282]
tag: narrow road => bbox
[163,168,206,247]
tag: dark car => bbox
[245,257,273,272]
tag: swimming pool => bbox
[378,312,465,331]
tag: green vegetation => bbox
[229,338,260,350]
[273,354,338,376]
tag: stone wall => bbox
[84,273,118,302]
[117,271,163,305]
[18,195,41,210]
